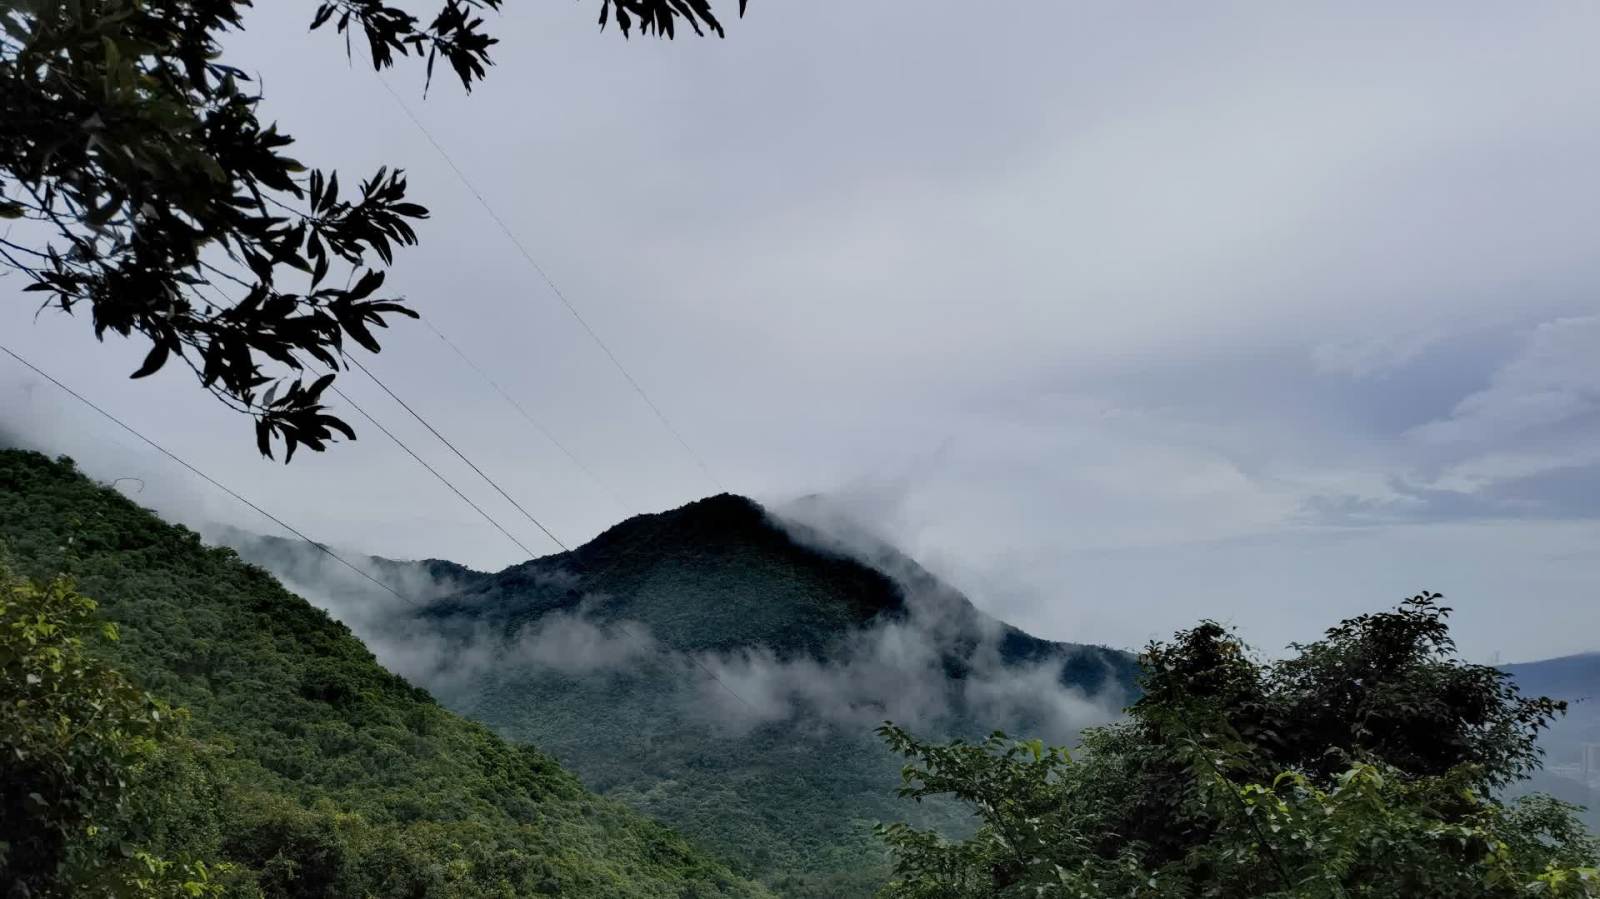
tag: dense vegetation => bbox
[0,449,771,897]
[21,445,1586,897]
[465,663,944,899]
[231,494,1139,897]
[875,597,1600,897]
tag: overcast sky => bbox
[4,0,1598,662]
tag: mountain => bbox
[1507,653,1600,706]
[1506,654,1600,829]
[432,493,1129,682]
[226,492,1140,897]
[0,450,771,898]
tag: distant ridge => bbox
[1506,652,1600,703]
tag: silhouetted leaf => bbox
[129,341,169,379]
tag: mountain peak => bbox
[428,491,929,655]
[576,492,767,558]
[648,491,769,534]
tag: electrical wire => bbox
[376,74,724,493]
[324,375,540,559]
[346,356,569,551]
[420,318,632,515]
[0,342,421,607]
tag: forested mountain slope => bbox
[230,492,1140,897]
[0,450,771,898]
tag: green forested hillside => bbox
[0,449,770,898]
[232,493,1139,897]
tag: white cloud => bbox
[5,0,1600,667]
[1409,316,1600,447]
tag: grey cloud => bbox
[1408,316,1600,448]
[1299,316,1600,525]
[4,0,1600,668]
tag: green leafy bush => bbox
[0,566,235,897]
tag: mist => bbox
[208,494,1130,747]
[692,619,1123,743]
[3,398,1167,746]
[213,528,661,700]
[676,495,1135,742]
[0,401,1140,744]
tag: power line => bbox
[188,279,544,559]
[376,74,725,493]
[7,292,752,711]
[346,356,569,552]
[395,349,757,710]
[420,318,632,515]
[196,245,568,556]
[23,161,751,709]
[334,353,756,714]
[410,329,756,713]
[3,342,758,714]
[0,343,420,608]
[345,356,755,710]
[323,375,539,559]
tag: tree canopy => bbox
[0,565,233,897]
[876,594,1599,898]
[0,0,744,460]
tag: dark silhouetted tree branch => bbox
[0,0,745,460]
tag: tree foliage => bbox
[876,596,1598,898]
[0,0,743,460]
[0,565,233,897]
